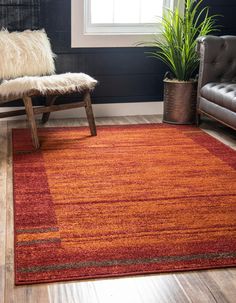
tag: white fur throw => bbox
[0,73,97,100]
[0,29,56,79]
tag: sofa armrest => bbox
[196,35,236,106]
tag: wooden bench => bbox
[0,29,97,149]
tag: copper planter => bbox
[163,79,197,124]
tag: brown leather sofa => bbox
[197,35,236,130]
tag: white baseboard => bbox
[0,101,163,120]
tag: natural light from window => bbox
[90,0,163,24]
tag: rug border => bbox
[15,263,236,285]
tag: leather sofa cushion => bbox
[200,83,236,113]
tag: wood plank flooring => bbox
[0,115,235,303]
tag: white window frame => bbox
[71,0,184,48]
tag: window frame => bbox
[71,0,184,48]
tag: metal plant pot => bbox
[163,79,197,124]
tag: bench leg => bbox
[23,96,40,149]
[42,96,58,124]
[84,92,97,136]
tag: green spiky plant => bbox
[149,0,219,81]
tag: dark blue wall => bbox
[1,0,236,105]
[0,0,40,30]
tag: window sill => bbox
[71,34,157,48]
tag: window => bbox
[86,0,165,34]
[71,0,184,47]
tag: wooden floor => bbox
[0,115,236,303]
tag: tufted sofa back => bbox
[197,36,236,89]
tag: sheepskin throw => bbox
[0,73,97,101]
[0,29,55,80]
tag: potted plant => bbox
[147,0,219,124]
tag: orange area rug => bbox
[13,124,236,284]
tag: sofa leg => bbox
[23,96,40,149]
[84,91,97,136]
[196,113,201,127]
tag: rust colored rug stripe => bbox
[13,124,236,285]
